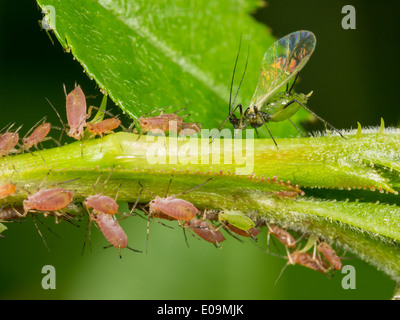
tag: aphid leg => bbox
[284,99,345,139]
[254,107,279,149]
[82,212,93,255]
[174,177,213,197]
[31,216,50,252]
[288,118,306,137]
[128,188,143,216]
[45,97,67,144]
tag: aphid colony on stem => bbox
[0,73,345,276]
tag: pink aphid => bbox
[84,194,119,215]
[149,196,198,221]
[268,224,296,248]
[289,251,329,274]
[66,85,87,140]
[139,113,183,133]
[23,188,74,213]
[22,122,51,149]
[317,242,342,271]
[86,118,121,138]
[185,219,226,246]
[0,182,16,199]
[92,211,142,258]
[0,132,19,157]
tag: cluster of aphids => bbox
[0,84,202,253]
[0,83,343,279]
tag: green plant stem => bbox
[1,130,400,282]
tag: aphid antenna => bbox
[287,118,306,137]
[22,116,48,140]
[50,177,81,188]
[81,212,93,255]
[128,188,144,216]
[283,99,346,139]
[138,181,156,198]
[45,97,67,139]
[31,216,51,252]
[174,178,213,197]
[0,122,15,134]
[210,38,248,144]
[164,175,174,197]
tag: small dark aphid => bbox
[317,242,342,270]
[184,219,226,248]
[0,206,24,220]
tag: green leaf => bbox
[36,0,312,137]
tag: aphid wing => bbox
[249,31,316,109]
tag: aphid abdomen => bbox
[84,195,118,215]
[226,223,259,238]
[220,210,255,231]
[0,206,24,220]
[151,197,198,221]
[94,212,127,248]
[66,86,87,139]
[186,219,226,244]
[0,132,19,157]
[23,188,74,211]
[23,123,51,149]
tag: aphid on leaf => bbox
[130,105,201,137]
[184,218,226,248]
[217,31,344,148]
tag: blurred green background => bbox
[0,0,399,299]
